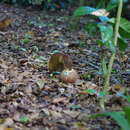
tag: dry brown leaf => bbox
[52,97,67,104]
[63,110,80,118]
[50,110,62,119]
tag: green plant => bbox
[90,106,130,130]
[74,0,130,110]
[19,116,30,123]
[21,33,31,44]
[81,88,130,103]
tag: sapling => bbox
[100,0,123,110]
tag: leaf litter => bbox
[0,3,129,130]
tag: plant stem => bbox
[113,0,123,46]
[100,0,123,110]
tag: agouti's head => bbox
[48,52,73,73]
[3,18,12,27]
[0,15,12,30]
[59,54,73,70]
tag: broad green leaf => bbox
[84,23,97,35]
[106,0,118,10]
[106,0,128,10]
[118,36,128,51]
[108,18,129,51]
[107,40,116,52]
[91,112,130,130]
[109,18,130,33]
[119,28,130,38]
[74,6,96,16]
[97,23,115,52]
[97,23,113,42]
[96,40,115,52]
[74,6,109,22]
[96,39,104,46]
[123,106,130,124]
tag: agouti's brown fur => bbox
[0,15,12,30]
[48,53,73,73]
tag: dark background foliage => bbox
[0,0,130,20]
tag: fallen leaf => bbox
[52,97,67,104]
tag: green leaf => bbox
[106,0,128,10]
[106,0,118,10]
[21,38,30,44]
[84,89,97,94]
[74,6,96,17]
[97,23,113,42]
[117,93,130,102]
[109,18,130,33]
[97,40,115,52]
[118,36,128,51]
[68,105,81,109]
[84,23,97,35]
[123,106,130,124]
[125,96,130,103]
[91,112,130,130]
[97,91,107,97]
[96,40,104,46]
[74,6,109,22]
[107,40,116,52]
[108,18,129,51]
[97,23,115,52]
[19,116,29,123]
[119,28,130,38]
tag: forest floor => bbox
[0,4,130,130]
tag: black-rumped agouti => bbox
[48,52,73,73]
[0,15,12,30]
